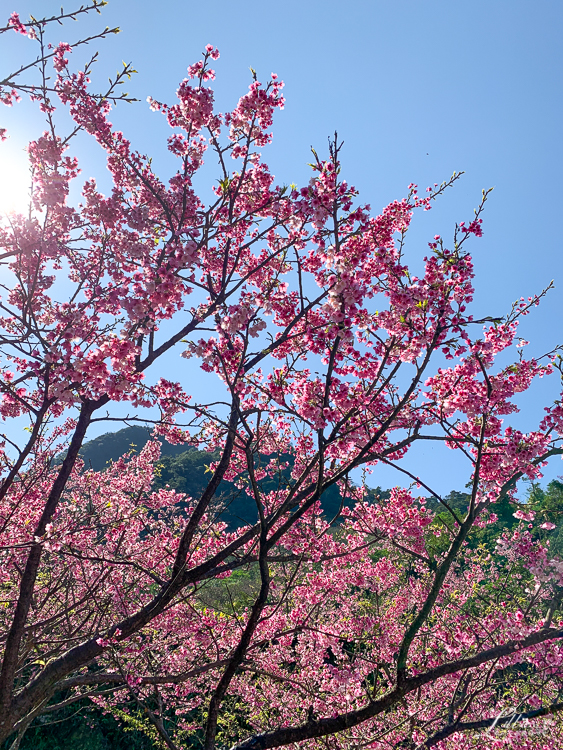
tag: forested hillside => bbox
[78,427,350,528]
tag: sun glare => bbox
[0,147,32,217]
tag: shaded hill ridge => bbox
[78,425,189,471]
[78,426,345,528]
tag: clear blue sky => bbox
[1,0,562,494]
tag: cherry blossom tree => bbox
[1,6,563,749]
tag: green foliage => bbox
[155,447,255,528]
[197,565,261,615]
[14,700,157,750]
[527,478,563,555]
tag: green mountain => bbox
[78,425,188,470]
[77,426,345,528]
